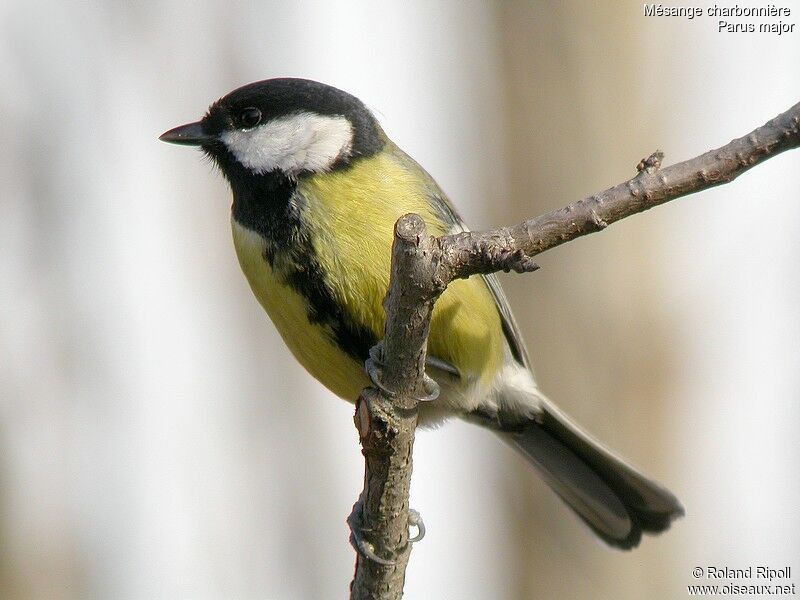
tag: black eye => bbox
[239,107,262,128]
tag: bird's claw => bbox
[408,508,426,542]
[350,527,397,566]
[348,504,427,565]
[418,375,440,402]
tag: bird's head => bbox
[159,78,384,180]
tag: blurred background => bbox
[1,1,798,598]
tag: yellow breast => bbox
[301,151,504,389]
[231,148,505,404]
[231,220,369,399]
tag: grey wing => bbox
[481,272,531,369]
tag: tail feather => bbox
[486,400,684,549]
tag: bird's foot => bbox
[348,501,426,566]
[365,343,396,398]
[365,344,440,402]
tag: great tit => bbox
[160,78,683,549]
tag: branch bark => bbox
[348,219,438,599]
[348,102,800,599]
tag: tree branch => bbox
[348,218,438,599]
[348,101,800,599]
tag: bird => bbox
[160,77,683,549]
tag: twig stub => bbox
[637,150,665,173]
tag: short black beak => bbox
[159,121,216,146]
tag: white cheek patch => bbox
[220,112,354,176]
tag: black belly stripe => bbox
[227,163,379,362]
